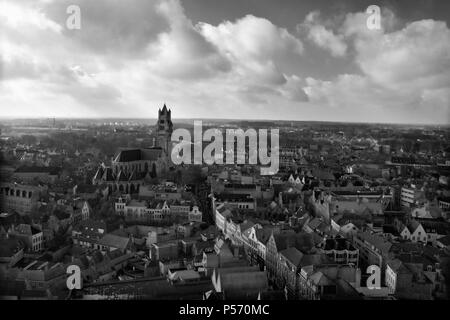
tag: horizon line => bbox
[0,116,448,127]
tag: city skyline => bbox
[1,0,450,305]
[1,0,450,124]
[0,115,449,128]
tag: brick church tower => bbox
[156,104,173,156]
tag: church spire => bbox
[156,103,173,156]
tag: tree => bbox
[21,135,37,146]
[98,201,113,218]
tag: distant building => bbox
[321,238,359,266]
[214,193,256,211]
[210,266,268,299]
[150,240,179,261]
[401,185,425,208]
[437,197,450,210]
[352,231,392,269]
[188,206,203,223]
[9,224,43,252]
[385,259,434,300]
[298,264,362,300]
[398,220,428,243]
[0,183,46,215]
[81,201,92,221]
[12,166,61,183]
[92,105,174,192]
[72,219,107,249]
[98,233,133,253]
[115,197,198,223]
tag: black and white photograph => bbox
[1,0,450,310]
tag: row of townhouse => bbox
[214,203,274,267]
[214,203,368,300]
[265,229,360,299]
[384,256,446,299]
[394,219,448,245]
[265,230,324,298]
[115,197,202,223]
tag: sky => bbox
[0,0,449,124]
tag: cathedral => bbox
[92,104,174,193]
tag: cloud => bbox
[303,10,450,124]
[146,0,231,79]
[353,19,450,92]
[199,14,304,86]
[43,0,170,59]
[300,11,347,57]
[280,76,309,102]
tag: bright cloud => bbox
[301,11,347,57]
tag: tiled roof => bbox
[438,235,450,246]
[0,238,23,257]
[14,166,61,175]
[300,254,327,268]
[98,234,130,250]
[255,227,272,244]
[114,148,163,163]
[273,231,316,253]
[407,220,421,233]
[309,271,333,286]
[280,247,304,266]
[114,149,141,162]
[103,167,115,181]
[307,218,323,230]
[358,231,392,253]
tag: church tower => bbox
[156,104,173,156]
